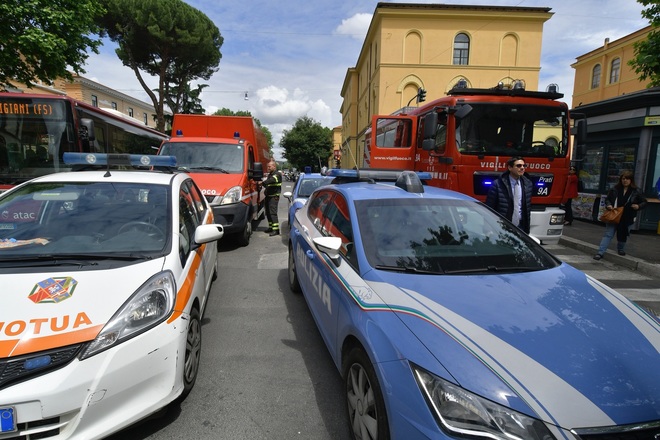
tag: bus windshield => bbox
[0,98,76,183]
[456,103,567,158]
[159,142,245,173]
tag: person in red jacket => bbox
[561,166,579,225]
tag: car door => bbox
[183,178,216,294]
[177,181,207,311]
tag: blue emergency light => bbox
[63,152,177,168]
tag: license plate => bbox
[1,407,16,433]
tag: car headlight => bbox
[79,271,176,360]
[413,365,556,440]
[221,185,242,205]
[550,213,564,225]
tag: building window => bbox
[128,107,134,118]
[591,64,601,89]
[143,113,148,125]
[91,95,98,107]
[453,33,470,65]
[609,58,621,84]
[111,102,117,110]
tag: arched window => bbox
[453,33,470,65]
[591,64,601,89]
[610,58,621,84]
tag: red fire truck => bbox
[363,80,586,244]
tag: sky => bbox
[81,0,650,160]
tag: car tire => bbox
[179,307,202,401]
[343,347,390,440]
[235,219,252,247]
[288,243,302,293]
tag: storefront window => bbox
[581,146,604,191]
[605,145,635,189]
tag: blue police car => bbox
[282,167,334,230]
[287,169,660,440]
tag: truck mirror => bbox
[453,104,473,120]
[250,162,264,180]
[422,112,438,139]
[421,138,436,151]
[574,120,587,145]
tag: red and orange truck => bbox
[159,114,271,246]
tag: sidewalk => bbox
[557,219,660,277]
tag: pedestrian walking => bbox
[561,166,579,226]
[263,160,283,236]
[593,170,647,260]
[485,156,533,233]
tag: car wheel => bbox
[288,243,301,293]
[180,307,202,401]
[343,347,390,440]
[235,219,252,247]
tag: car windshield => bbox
[355,198,558,274]
[297,177,333,198]
[160,142,244,173]
[0,181,170,260]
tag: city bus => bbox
[0,92,168,191]
[363,81,586,244]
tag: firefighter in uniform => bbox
[263,160,282,236]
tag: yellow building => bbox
[569,26,660,231]
[6,74,162,130]
[340,3,553,169]
[571,26,652,108]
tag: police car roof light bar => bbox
[63,152,177,168]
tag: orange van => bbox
[159,115,270,246]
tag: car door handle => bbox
[305,250,315,260]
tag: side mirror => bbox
[313,236,342,266]
[422,112,438,139]
[453,104,473,120]
[250,162,264,180]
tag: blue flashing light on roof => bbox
[233,131,240,139]
[304,166,312,174]
[176,129,183,136]
[63,153,177,168]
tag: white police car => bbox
[0,153,223,439]
[288,169,660,440]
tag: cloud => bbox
[335,13,372,39]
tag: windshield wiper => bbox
[186,166,230,173]
[0,253,152,266]
[375,264,443,275]
[443,266,543,275]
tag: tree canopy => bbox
[629,0,660,87]
[99,0,222,131]
[280,116,333,172]
[0,0,104,90]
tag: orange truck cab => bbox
[159,115,270,246]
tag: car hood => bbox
[363,264,660,428]
[185,172,243,195]
[0,259,165,359]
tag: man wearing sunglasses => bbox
[485,156,533,233]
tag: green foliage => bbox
[281,116,333,172]
[629,0,660,87]
[0,0,104,90]
[99,0,222,131]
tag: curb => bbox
[559,235,660,278]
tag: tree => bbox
[162,83,207,128]
[0,0,104,90]
[99,0,222,131]
[280,116,333,172]
[629,0,660,87]
[213,108,275,153]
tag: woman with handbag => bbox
[593,170,647,260]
